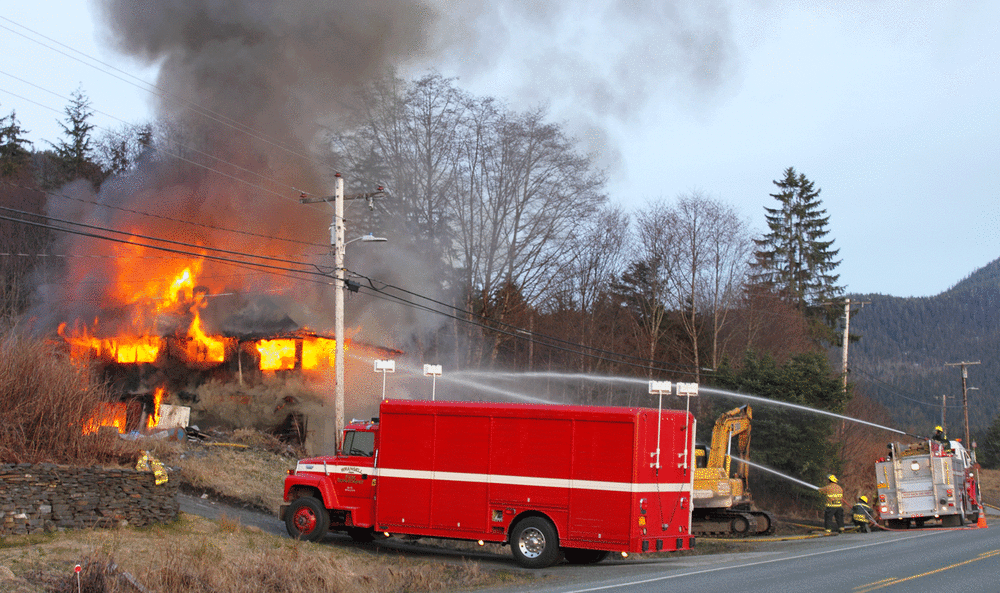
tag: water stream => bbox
[451,369,914,438]
[731,455,820,491]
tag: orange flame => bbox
[59,322,162,363]
[301,337,336,370]
[146,386,166,430]
[83,403,127,435]
[256,339,296,370]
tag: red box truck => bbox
[280,399,696,567]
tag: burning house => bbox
[56,261,401,451]
[28,2,445,453]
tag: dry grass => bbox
[0,513,517,593]
[177,444,294,514]
[0,332,140,465]
[979,468,1000,508]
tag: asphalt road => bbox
[178,495,999,592]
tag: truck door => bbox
[336,429,377,527]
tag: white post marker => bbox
[423,364,442,401]
[675,382,699,470]
[374,359,395,399]
[648,381,672,470]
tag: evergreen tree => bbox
[49,88,103,188]
[710,350,849,503]
[753,167,843,339]
[0,109,32,177]
[975,413,1000,469]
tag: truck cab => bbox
[280,418,381,542]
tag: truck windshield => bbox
[341,430,375,457]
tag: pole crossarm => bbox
[299,189,386,204]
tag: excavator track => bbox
[693,510,775,537]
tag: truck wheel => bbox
[510,517,560,568]
[285,497,329,542]
[563,548,610,564]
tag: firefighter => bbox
[932,426,952,452]
[818,474,844,533]
[852,495,875,533]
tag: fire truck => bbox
[280,399,697,567]
[874,439,982,528]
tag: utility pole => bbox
[945,360,980,448]
[300,174,385,445]
[838,298,869,391]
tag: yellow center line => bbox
[854,550,1000,592]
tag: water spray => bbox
[731,455,820,491]
[455,370,924,439]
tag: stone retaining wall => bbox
[0,463,178,536]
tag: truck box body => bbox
[282,399,696,565]
[874,440,981,527]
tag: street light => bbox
[423,364,442,400]
[374,359,395,400]
[648,381,671,470]
[675,383,698,472]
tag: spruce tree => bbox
[50,88,103,188]
[753,167,843,336]
[0,109,32,177]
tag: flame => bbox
[116,336,162,363]
[146,386,166,430]
[59,322,162,363]
[83,403,128,435]
[187,310,226,362]
[301,337,336,370]
[256,339,296,370]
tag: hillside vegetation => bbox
[847,257,1000,435]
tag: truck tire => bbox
[563,548,610,564]
[510,517,560,568]
[285,497,329,542]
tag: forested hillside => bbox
[847,258,1000,435]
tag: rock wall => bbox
[0,463,178,536]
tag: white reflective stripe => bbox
[296,463,691,493]
[375,467,690,493]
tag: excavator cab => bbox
[694,445,709,469]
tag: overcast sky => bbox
[1,1,996,298]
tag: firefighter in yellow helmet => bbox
[818,474,844,533]
[852,495,875,533]
[932,425,952,453]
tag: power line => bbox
[0,204,317,268]
[346,269,707,379]
[0,212,334,286]
[351,270,708,378]
[0,17,325,172]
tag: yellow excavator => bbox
[692,405,774,536]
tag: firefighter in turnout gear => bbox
[932,426,952,453]
[818,474,844,533]
[852,495,875,533]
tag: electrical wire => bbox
[344,270,704,379]
[0,17,325,173]
[0,212,334,286]
[349,269,709,378]
[850,367,961,408]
